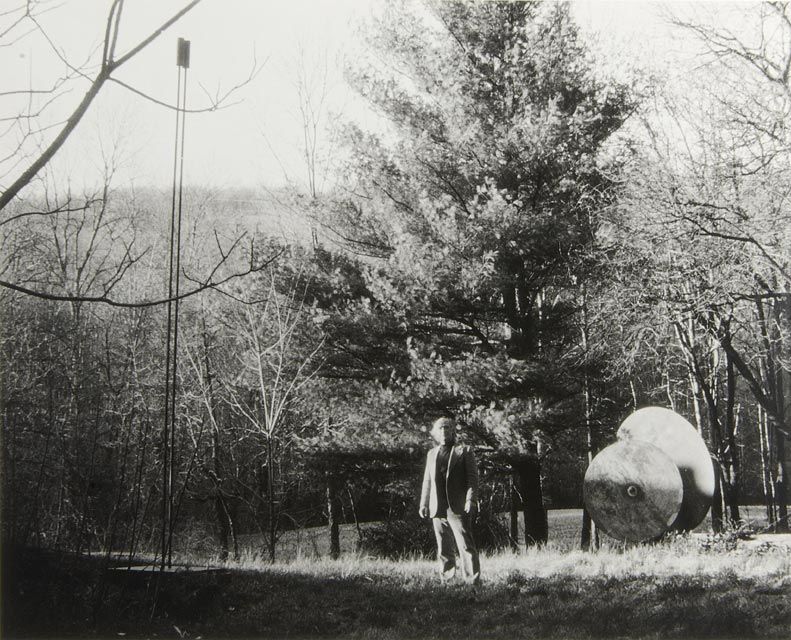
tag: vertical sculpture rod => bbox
[161,37,190,571]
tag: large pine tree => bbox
[322,0,636,545]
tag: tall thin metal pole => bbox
[161,37,190,571]
[167,39,189,566]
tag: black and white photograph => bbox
[1,1,790,638]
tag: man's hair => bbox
[431,417,456,437]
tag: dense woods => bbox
[2,0,790,566]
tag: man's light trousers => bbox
[432,512,480,584]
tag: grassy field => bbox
[232,506,775,563]
[4,509,791,639]
[233,509,602,562]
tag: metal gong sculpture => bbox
[583,407,715,542]
[583,439,683,542]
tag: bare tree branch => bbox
[0,0,203,211]
[0,247,282,307]
[0,197,101,227]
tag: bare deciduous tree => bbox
[1,0,269,306]
[225,269,324,561]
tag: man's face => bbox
[432,420,456,445]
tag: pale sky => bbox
[0,1,735,196]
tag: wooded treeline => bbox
[2,1,790,562]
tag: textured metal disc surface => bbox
[617,406,715,531]
[584,439,683,542]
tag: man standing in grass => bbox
[419,417,481,584]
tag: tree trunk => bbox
[509,472,519,551]
[266,436,276,562]
[5,400,18,544]
[326,473,341,559]
[214,492,231,561]
[704,388,724,534]
[211,464,237,561]
[675,317,702,429]
[723,355,740,524]
[754,298,788,531]
[580,283,598,551]
[775,429,788,532]
[102,410,134,560]
[203,328,237,561]
[711,458,724,533]
[346,487,363,551]
[774,331,789,531]
[581,507,599,550]
[127,413,153,567]
[758,406,776,526]
[75,403,102,556]
[514,458,547,547]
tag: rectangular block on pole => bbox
[177,37,191,68]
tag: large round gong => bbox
[584,439,683,542]
[617,406,715,531]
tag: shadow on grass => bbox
[3,545,790,639]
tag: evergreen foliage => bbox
[313,0,637,544]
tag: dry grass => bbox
[5,509,791,639]
[207,506,790,584]
[214,533,791,585]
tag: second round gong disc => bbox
[584,439,683,542]
[617,406,715,531]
